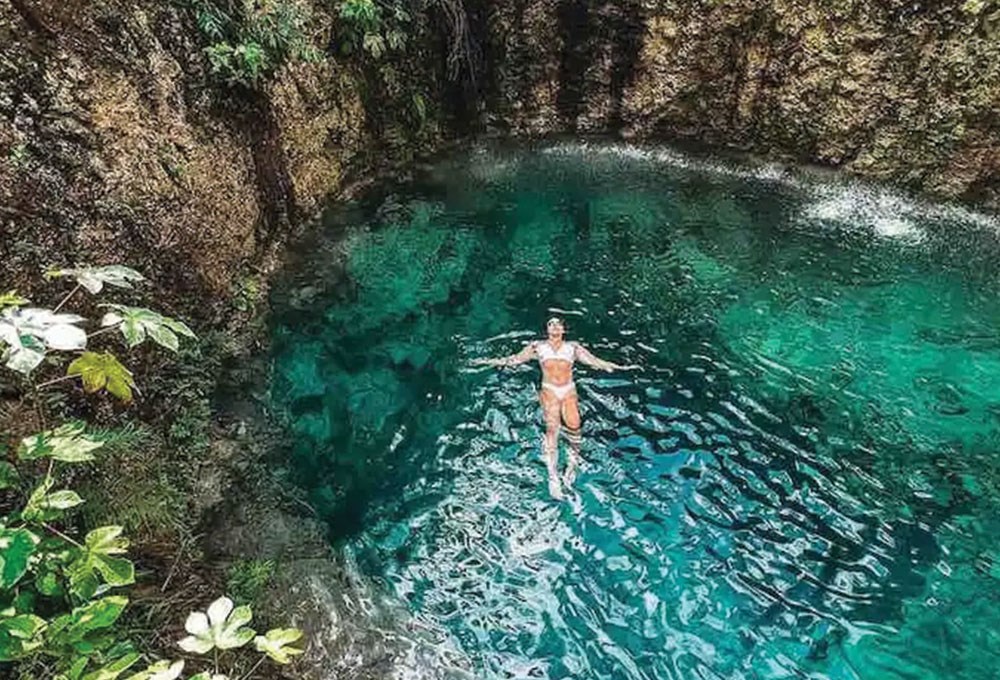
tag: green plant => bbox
[232,274,262,314]
[78,425,187,540]
[190,0,320,86]
[226,559,276,606]
[6,142,29,168]
[336,0,410,59]
[176,596,304,676]
[0,267,304,678]
[0,425,139,676]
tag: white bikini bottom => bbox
[541,381,576,400]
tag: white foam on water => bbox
[540,141,1000,242]
[804,185,925,242]
[805,180,1000,243]
[541,141,804,189]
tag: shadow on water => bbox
[268,140,1000,679]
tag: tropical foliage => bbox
[336,0,411,58]
[190,0,320,86]
[0,266,304,678]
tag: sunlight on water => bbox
[269,142,1000,679]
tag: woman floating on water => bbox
[473,317,639,499]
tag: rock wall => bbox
[3,0,998,312]
[0,0,445,312]
[475,0,1000,206]
[3,0,997,312]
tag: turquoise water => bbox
[269,143,1000,679]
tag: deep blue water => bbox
[269,143,1000,679]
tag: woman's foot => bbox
[562,461,578,488]
[548,470,565,500]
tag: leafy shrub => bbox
[191,0,320,86]
[158,339,220,456]
[0,267,304,678]
[336,0,410,59]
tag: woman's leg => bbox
[561,392,582,486]
[539,388,564,499]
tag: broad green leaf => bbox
[68,565,100,601]
[23,478,84,521]
[253,627,304,664]
[0,460,18,490]
[0,612,46,661]
[85,526,128,554]
[48,596,128,646]
[100,305,195,352]
[92,554,134,587]
[67,352,135,403]
[178,596,255,654]
[21,476,52,519]
[47,265,146,295]
[147,324,178,352]
[46,490,84,509]
[81,651,141,680]
[124,660,184,680]
[84,526,133,586]
[1,613,46,639]
[19,422,105,463]
[0,528,39,588]
[65,654,91,680]
[66,526,134,590]
[0,290,28,310]
[0,307,87,374]
[0,529,37,587]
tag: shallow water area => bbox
[269,142,1000,679]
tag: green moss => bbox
[226,558,277,606]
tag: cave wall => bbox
[2,0,998,315]
[476,0,1000,206]
[0,0,445,313]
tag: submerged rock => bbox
[268,557,474,680]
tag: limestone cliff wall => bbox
[0,0,445,311]
[475,0,1000,206]
[2,0,998,310]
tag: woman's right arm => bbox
[471,342,537,367]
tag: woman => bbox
[473,317,638,499]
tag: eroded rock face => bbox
[0,0,442,312]
[2,0,996,310]
[477,0,1000,207]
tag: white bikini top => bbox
[536,341,576,365]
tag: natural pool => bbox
[268,143,1000,679]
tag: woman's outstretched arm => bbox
[574,343,640,372]
[471,342,537,367]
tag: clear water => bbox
[268,142,1000,679]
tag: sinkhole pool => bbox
[268,142,1000,680]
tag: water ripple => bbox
[270,142,1000,680]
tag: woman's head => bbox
[546,317,565,340]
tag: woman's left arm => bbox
[574,343,640,372]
